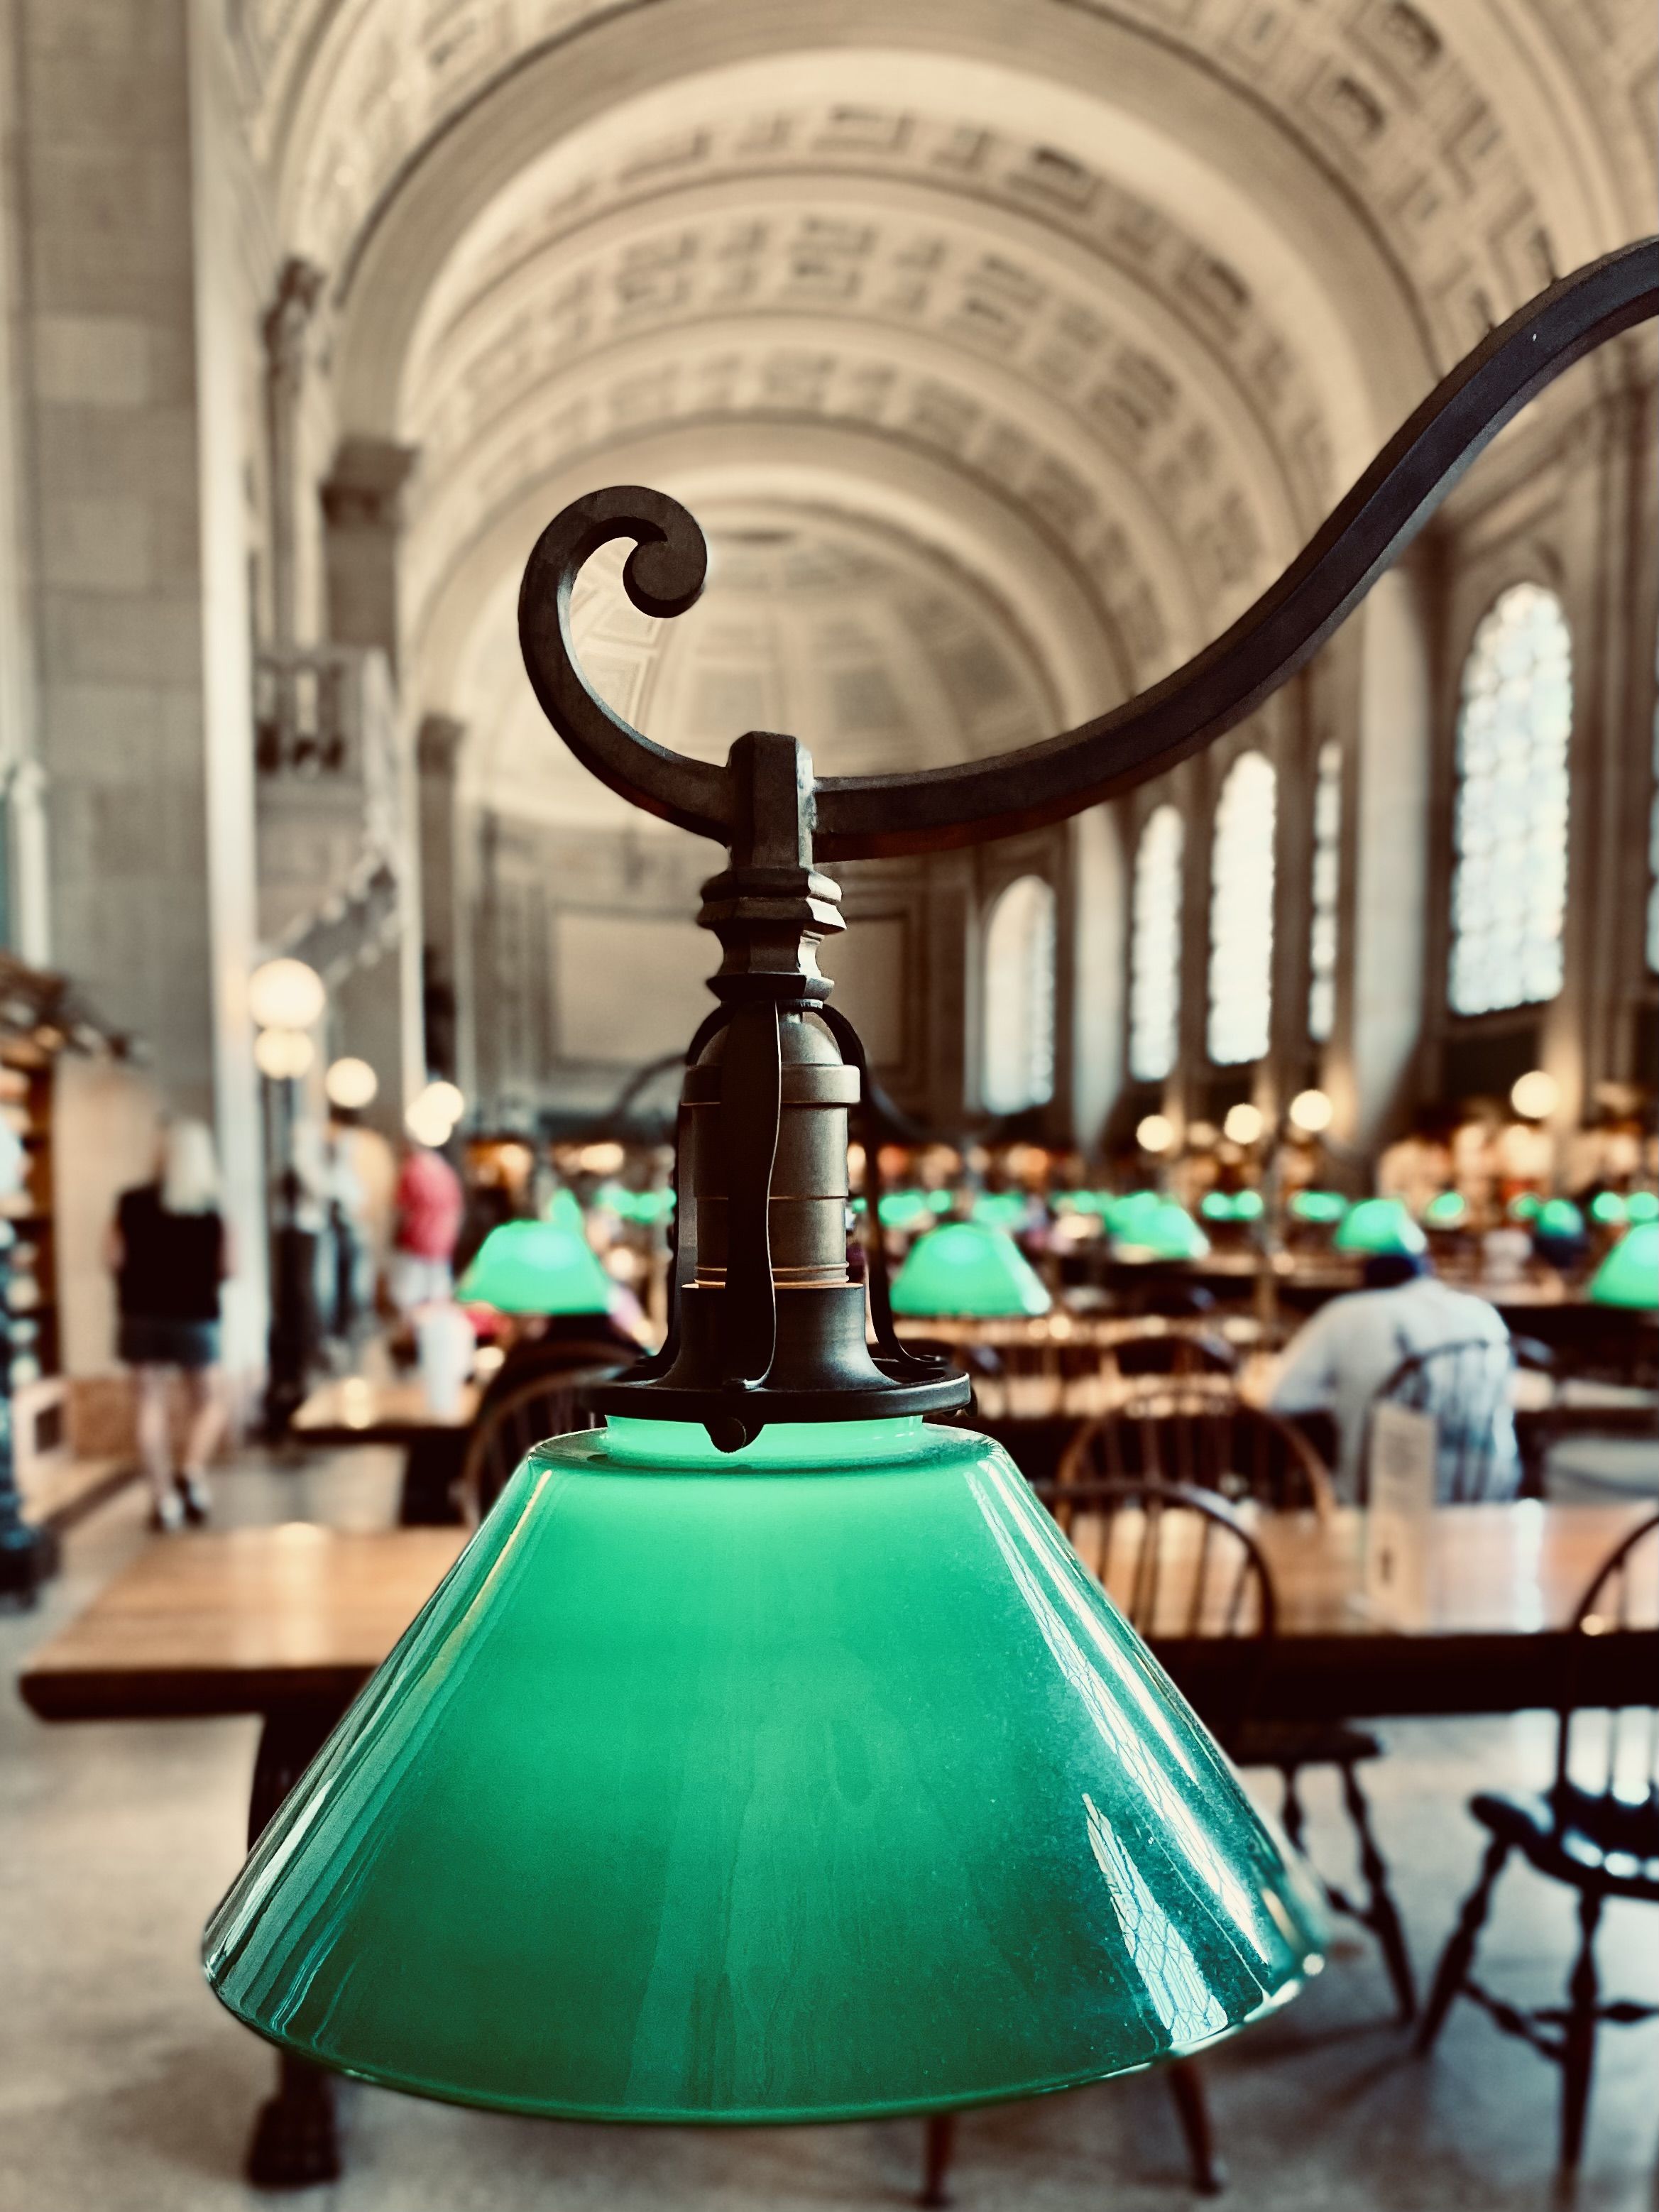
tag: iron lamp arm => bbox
[518,239,1658,857]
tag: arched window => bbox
[1129,805,1183,1083]
[1308,739,1341,1044]
[1448,583,1572,1015]
[1207,750,1276,1066]
[982,875,1056,1115]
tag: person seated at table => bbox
[1269,1247,1517,1504]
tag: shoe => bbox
[149,1493,185,1534]
[175,1474,210,1526]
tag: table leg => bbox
[242,1702,348,2190]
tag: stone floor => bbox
[3,1453,1655,2212]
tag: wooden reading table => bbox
[18,1499,1656,2187]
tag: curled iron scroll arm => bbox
[516,483,730,840]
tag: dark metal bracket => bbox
[520,240,1658,864]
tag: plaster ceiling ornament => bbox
[393,163,1316,676]
[254,0,1653,373]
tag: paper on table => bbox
[1365,1402,1438,1627]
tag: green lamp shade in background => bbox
[204,1418,1325,2122]
[1105,1190,1161,1235]
[1534,1198,1586,1241]
[1589,1192,1628,1228]
[1200,1190,1264,1225]
[547,1186,586,1234]
[971,1190,1030,1230]
[458,1220,613,1315]
[889,1221,1052,1318]
[877,1188,936,1232]
[595,1182,675,1226]
[1422,1190,1468,1229]
[1626,1190,1658,1225]
[1333,1198,1427,1258]
[1114,1200,1210,1261]
[1588,1223,1658,1309]
[1289,1190,1349,1226]
[1507,1193,1542,1223]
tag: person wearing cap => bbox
[1269,1200,1516,1502]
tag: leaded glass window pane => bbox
[1208,750,1276,1066]
[1308,739,1341,1043]
[1129,804,1183,1083]
[982,875,1056,1115]
[1448,584,1572,1016]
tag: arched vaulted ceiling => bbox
[229,0,1655,802]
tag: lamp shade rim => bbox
[204,1963,1315,2128]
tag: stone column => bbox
[417,713,467,1089]
[317,434,425,1124]
[12,0,265,1372]
[321,436,418,672]
[261,256,323,655]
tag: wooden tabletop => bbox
[18,1500,1654,1729]
[18,1524,467,1719]
[290,1375,479,1443]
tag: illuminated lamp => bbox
[889,1221,1051,1319]
[1289,1190,1349,1226]
[456,1221,613,1317]
[1332,1198,1426,1257]
[1588,1223,1658,1310]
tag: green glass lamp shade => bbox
[1115,1200,1210,1261]
[1106,1190,1161,1234]
[972,1190,1030,1230]
[1057,1190,1113,1219]
[1423,1190,1468,1229]
[548,1186,586,1234]
[1588,1223,1658,1309]
[203,1418,1325,2122]
[889,1221,1051,1318]
[1507,1192,1542,1223]
[1332,1198,1426,1258]
[1626,1190,1658,1225]
[1200,1190,1264,1225]
[1589,1191,1628,1227]
[1289,1190,1349,1226]
[877,1188,935,1231]
[1534,1198,1585,1241]
[594,1182,673,1225]
[457,1220,613,1315]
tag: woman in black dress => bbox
[108,1119,231,1531]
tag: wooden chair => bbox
[920,1478,1263,2204]
[1058,1396,1335,1516]
[459,1350,623,1520]
[1110,1330,1239,1383]
[1366,1336,1521,1503]
[1416,1510,1659,2169]
[1057,1413,1413,2022]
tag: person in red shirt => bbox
[388,1141,464,1314]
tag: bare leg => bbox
[181,1364,226,1480]
[133,1365,173,1508]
